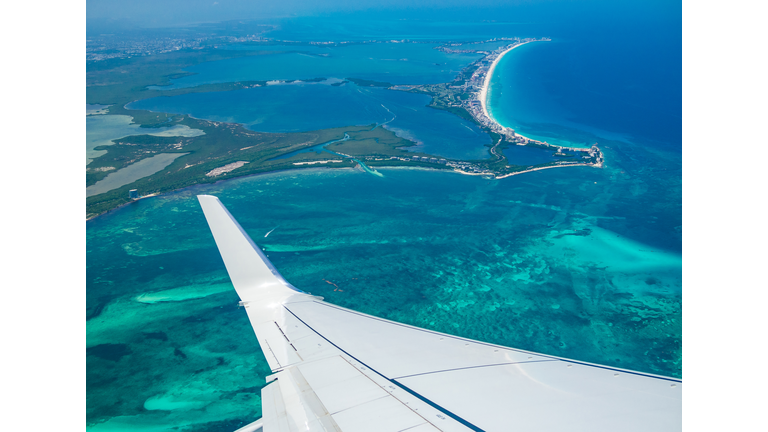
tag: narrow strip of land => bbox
[404,37,604,178]
[479,41,533,123]
[86,37,606,219]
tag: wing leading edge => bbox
[197,195,682,432]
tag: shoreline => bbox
[85,166,360,221]
[458,38,604,170]
[479,41,533,125]
[87,163,495,221]
[494,163,593,179]
[478,45,597,151]
[87,160,596,222]
[477,41,550,145]
[87,37,604,220]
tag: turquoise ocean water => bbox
[129,82,491,160]
[87,7,681,430]
[87,165,681,430]
[131,41,491,159]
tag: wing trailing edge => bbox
[197,195,682,432]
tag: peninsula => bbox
[479,42,531,122]
[400,37,604,177]
[86,37,604,219]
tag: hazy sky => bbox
[87,0,679,31]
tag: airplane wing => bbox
[197,195,682,432]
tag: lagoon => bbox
[130,82,491,160]
[86,115,203,165]
[156,42,482,89]
[86,153,189,197]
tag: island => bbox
[86,37,604,219]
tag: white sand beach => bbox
[479,41,533,123]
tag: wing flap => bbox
[281,300,682,431]
[397,361,681,431]
[199,196,682,431]
[272,366,341,432]
[283,301,555,378]
[297,356,391,415]
[251,321,303,370]
[261,382,290,432]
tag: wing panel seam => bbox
[282,304,486,432]
[262,339,282,370]
[302,301,683,383]
[392,359,557,380]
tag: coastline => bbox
[460,38,604,173]
[479,41,533,124]
[85,166,359,221]
[494,163,594,179]
[87,37,604,220]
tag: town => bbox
[396,37,604,178]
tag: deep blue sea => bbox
[87,5,681,430]
[488,28,681,151]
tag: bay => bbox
[130,82,491,160]
[158,42,482,89]
[86,153,189,197]
[86,115,204,165]
[87,6,681,430]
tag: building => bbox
[129,189,139,199]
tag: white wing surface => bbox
[197,195,682,432]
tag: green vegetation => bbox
[86,40,601,219]
[87,131,195,186]
[87,48,275,106]
[298,77,327,83]
[345,77,394,88]
[328,127,416,157]
[85,119,432,218]
[406,84,479,127]
[85,48,455,218]
[366,159,452,170]
[451,63,481,87]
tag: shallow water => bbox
[86,153,189,197]
[87,8,680,431]
[503,145,559,166]
[129,83,491,160]
[87,104,110,115]
[86,115,204,165]
[87,153,680,430]
[157,42,481,89]
[269,134,350,160]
